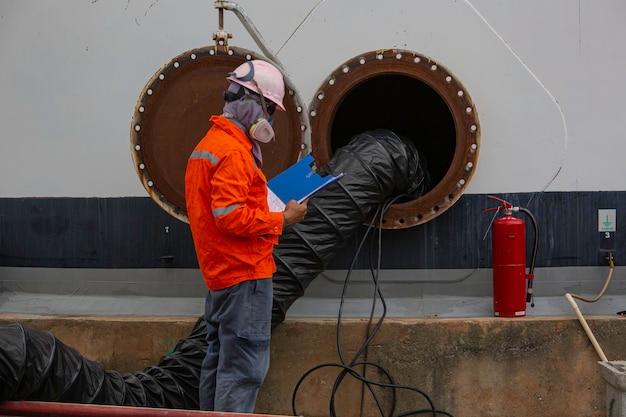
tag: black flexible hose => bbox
[271,129,431,327]
[0,318,206,408]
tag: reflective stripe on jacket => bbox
[185,115,284,291]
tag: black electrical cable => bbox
[292,204,399,417]
[332,204,393,417]
[291,196,455,417]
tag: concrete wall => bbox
[0,314,622,417]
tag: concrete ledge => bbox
[1,314,623,417]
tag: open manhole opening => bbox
[331,74,456,195]
[309,50,480,229]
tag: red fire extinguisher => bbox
[483,195,538,317]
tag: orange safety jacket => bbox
[185,115,284,291]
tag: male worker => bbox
[185,60,308,412]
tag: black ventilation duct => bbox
[272,129,431,327]
[0,319,206,407]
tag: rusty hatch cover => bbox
[130,46,307,223]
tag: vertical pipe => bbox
[214,1,312,151]
[216,1,283,69]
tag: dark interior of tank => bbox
[330,74,456,189]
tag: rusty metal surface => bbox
[130,46,307,223]
[308,49,480,229]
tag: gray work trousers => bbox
[199,278,272,413]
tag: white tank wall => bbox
[0,0,624,197]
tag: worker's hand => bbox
[283,199,308,226]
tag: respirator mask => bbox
[248,98,276,143]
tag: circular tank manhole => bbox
[130,46,307,223]
[309,49,480,229]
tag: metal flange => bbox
[130,46,308,223]
[308,49,480,229]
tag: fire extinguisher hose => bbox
[518,207,539,306]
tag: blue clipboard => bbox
[267,154,344,205]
